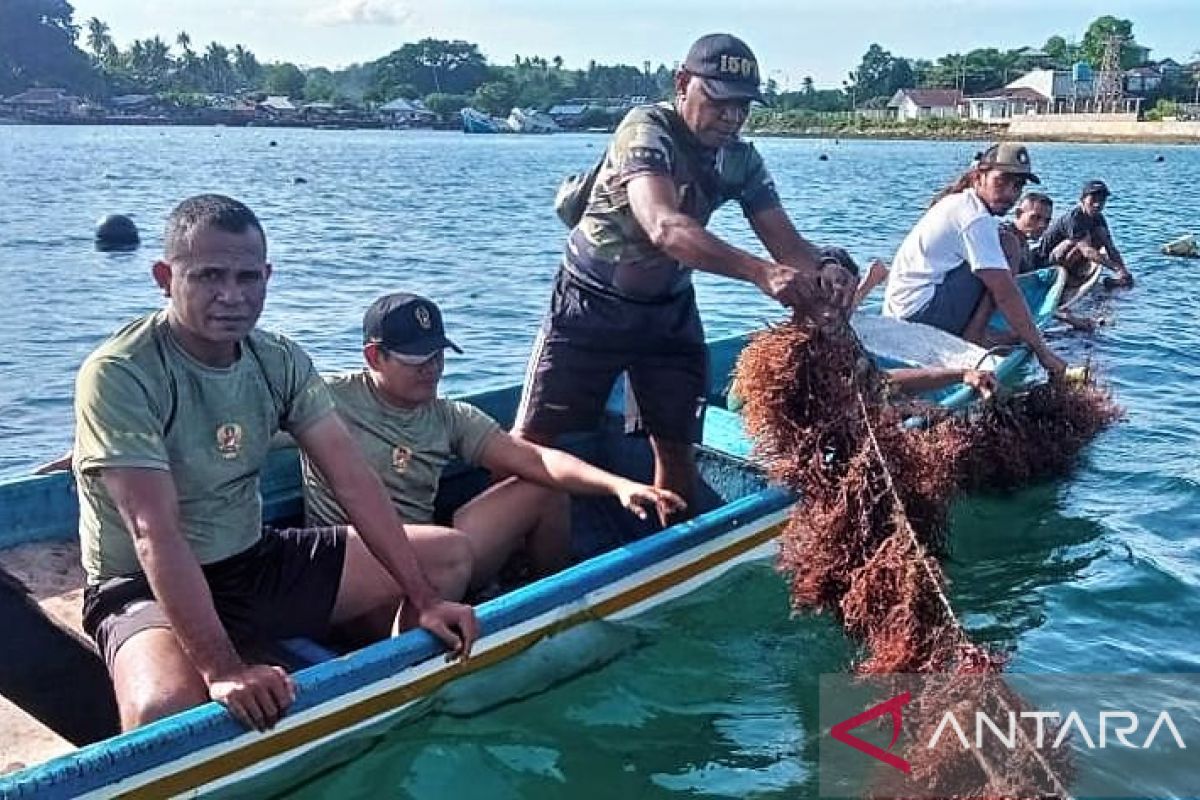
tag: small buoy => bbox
[293,177,308,185]
[1154,154,1165,162]
[818,153,829,161]
[269,140,278,147]
[94,214,139,252]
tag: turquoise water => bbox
[2,127,1199,797]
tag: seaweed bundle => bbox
[735,319,1120,798]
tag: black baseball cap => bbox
[683,33,765,102]
[1081,179,1111,199]
[363,293,462,360]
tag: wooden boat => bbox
[0,268,1064,798]
[1059,261,1105,311]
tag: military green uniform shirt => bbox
[74,312,335,583]
[303,371,501,527]
[567,102,782,300]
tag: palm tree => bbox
[204,42,232,93]
[143,36,171,89]
[85,18,111,61]
[232,45,261,89]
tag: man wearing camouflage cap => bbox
[517,33,853,520]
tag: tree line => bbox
[769,16,1197,113]
[3,3,1195,117]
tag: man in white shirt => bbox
[883,143,1065,377]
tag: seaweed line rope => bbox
[853,387,1075,800]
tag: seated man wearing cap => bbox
[516,33,853,521]
[1036,179,1133,288]
[882,143,1066,377]
[303,293,686,596]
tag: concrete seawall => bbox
[1008,114,1200,143]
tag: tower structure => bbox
[1093,34,1125,112]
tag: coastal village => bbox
[3,11,1199,140]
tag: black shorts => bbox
[82,526,347,671]
[906,262,987,337]
[515,269,708,444]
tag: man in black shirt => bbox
[1036,180,1133,287]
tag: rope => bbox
[853,388,1075,800]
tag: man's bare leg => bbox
[329,526,473,645]
[454,477,571,591]
[961,292,997,345]
[110,628,208,730]
[648,435,697,527]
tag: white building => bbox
[886,89,962,121]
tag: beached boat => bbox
[459,107,506,134]
[0,268,1064,798]
[504,107,560,134]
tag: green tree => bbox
[203,41,232,92]
[372,39,488,98]
[1043,35,1070,64]
[231,45,261,90]
[84,17,111,61]
[1080,16,1139,69]
[264,62,306,97]
[472,80,515,115]
[0,0,96,95]
[422,92,471,117]
[846,44,914,102]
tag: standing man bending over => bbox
[516,33,853,520]
[303,293,685,594]
[74,195,477,733]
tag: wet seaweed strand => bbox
[735,320,1120,799]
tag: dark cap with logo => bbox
[1080,179,1111,199]
[976,143,1040,184]
[683,33,765,102]
[363,293,462,357]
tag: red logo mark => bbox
[830,692,912,773]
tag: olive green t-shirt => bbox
[74,312,335,583]
[567,102,782,300]
[303,371,501,526]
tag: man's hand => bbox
[416,600,479,661]
[614,480,687,522]
[963,369,998,400]
[1036,348,1068,378]
[755,261,815,309]
[207,663,296,732]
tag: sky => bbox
[69,0,1199,88]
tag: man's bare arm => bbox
[101,467,294,730]
[294,414,478,656]
[975,268,1067,376]
[750,206,854,310]
[625,173,819,310]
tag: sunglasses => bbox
[375,346,444,367]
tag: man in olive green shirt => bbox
[516,34,854,521]
[304,293,685,593]
[73,194,477,733]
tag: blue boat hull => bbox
[0,268,1064,798]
